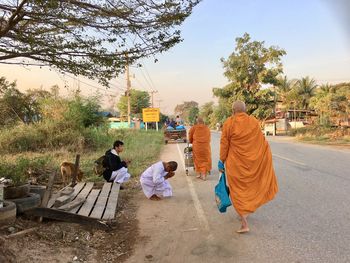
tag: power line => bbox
[142,62,157,91]
[134,76,148,91]
[60,73,118,95]
[137,66,154,91]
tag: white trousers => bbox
[110,167,131,184]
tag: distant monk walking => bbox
[220,101,278,233]
[189,117,212,180]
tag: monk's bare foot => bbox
[236,227,250,233]
[196,174,201,179]
[201,175,207,181]
[236,214,249,233]
[150,195,161,201]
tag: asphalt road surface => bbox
[127,133,350,263]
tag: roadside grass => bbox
[0,128,164,184]
[297,135,350,145]
[291,126,350,146]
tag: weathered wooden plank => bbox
[47,193,60,209]
[70,182,86,199]
[71,154,80,186]
[38,172,56,222]
[78,189,100,217]
[102,183,120,220]
[69,182,94,213]
[25,208,109,230]
[57,197,85,211]
[59,187,74,196]
[54,193,75,207]
[41,172,56,208]
[90,183,112,219]
[48,182,85,208]
[53,183,87,207]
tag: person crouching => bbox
[103,140,131,185]
[140,161,178,200]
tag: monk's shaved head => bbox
[197,117,204,124]
[232,101,246,114]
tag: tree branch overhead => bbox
[0,0,201,86]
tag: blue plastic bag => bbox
[215,161,232,213]
[218,160,225,171]
[176,125,185,130]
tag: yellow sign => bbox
[142,108,160,122]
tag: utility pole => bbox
[156,99,163,108]
[149,90,158,108]
[126,56,131,126]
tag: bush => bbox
[290,125,350,144]
[0,120,114,153]
[0,156,53,186]
[63,97,104,128]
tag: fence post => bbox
[71,154,80,186]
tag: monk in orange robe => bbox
[220,101,278,233]
[189,117,212,180]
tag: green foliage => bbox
[117,89,150,117]
[0,79,165,184]
[71,130,164,182]
[288,125,350,144]
[188,106,199,124]
[199,102,214,125]
[310,82,350,126]
[0,77,45,126]
[159,112,169,127]
[0,1,201,85]
[295,77,318,109]
[0,156,53,186]
[64,96,104,128]
[276,76,296,110]
[213,33,286,120]
[120,131,164,178]
[174,101,199,123]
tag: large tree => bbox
[295,76,317,110]
[117,89,150,116]
[310,82,350,126]
[174,101,198,123]
[0,76,45,125]
[276,75,296,110]
[213,33,286,120]
[0,0,200,85]
[199,101,214,125]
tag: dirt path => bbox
[126,143,237,263]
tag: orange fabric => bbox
[189,124,212,174]
[220,113,278,215]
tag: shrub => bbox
[0,120,112,153]
[0,156,53,186]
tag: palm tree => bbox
[296,77,318,109]
[276,76,296,109]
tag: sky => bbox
[1,0,349,114]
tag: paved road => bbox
[127,133,350,263]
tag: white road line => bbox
[273,154,306,166]
[176,143,211,233]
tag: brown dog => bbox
[60,162,84,185]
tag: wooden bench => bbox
[26,182,120,228]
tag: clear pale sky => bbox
[1,0,349,114]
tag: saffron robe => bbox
[189,124,212,174]
[220,113,278,215]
